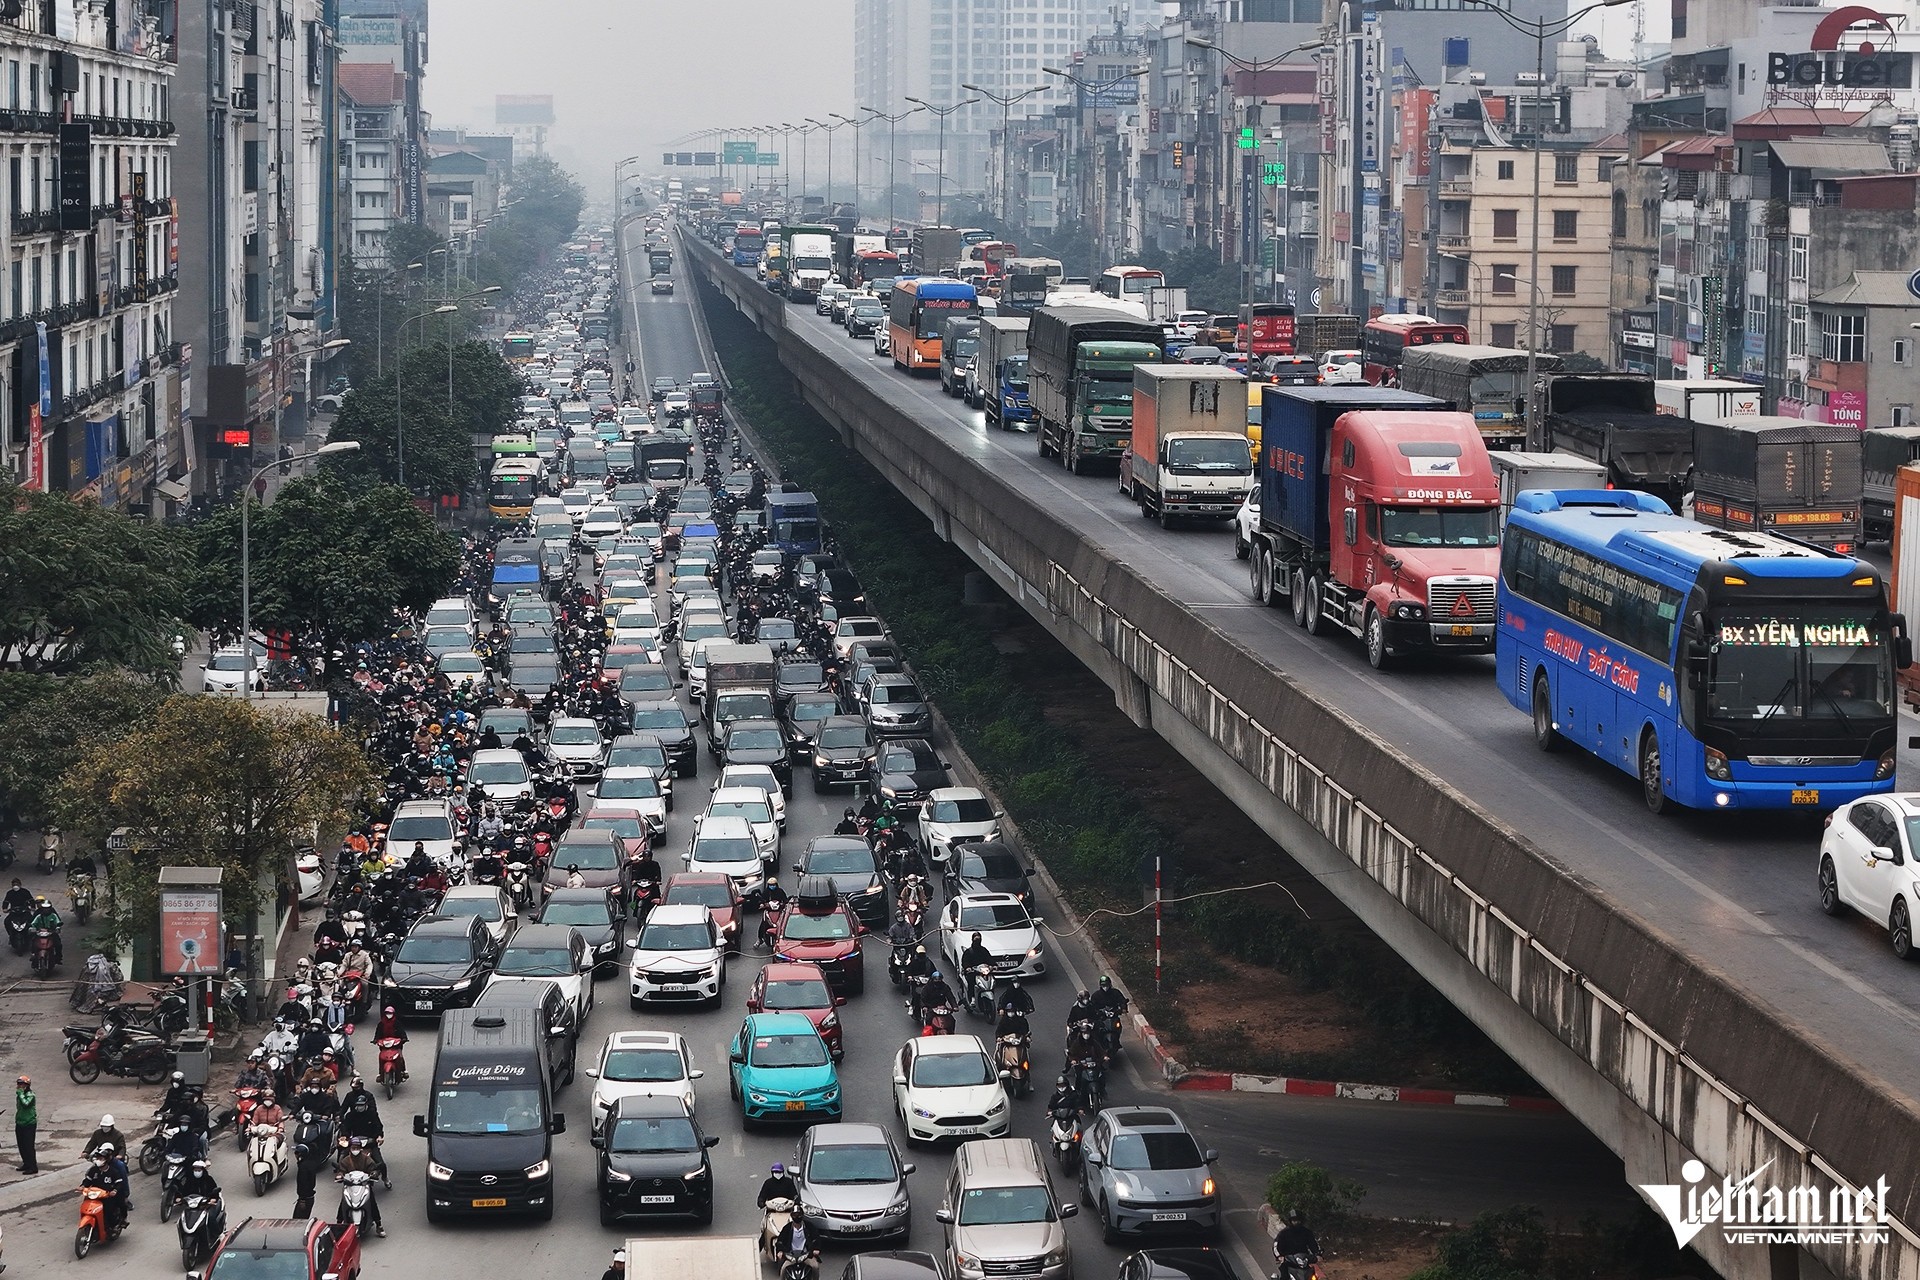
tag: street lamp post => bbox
[394,305,457,491]
[830,113,868,213]
[240,442,360,702]
[613,154,642,219]
[807,118,846,211]
[1042,66,1147,258]
[1464,0,1631,446]
[904,97,980,226]
[862,107,924,228]
[962,83,1046,228]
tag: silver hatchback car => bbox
[1078,1107,1221,1242]
[792,1121,917,1242]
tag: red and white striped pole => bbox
[1154,852,1163,994]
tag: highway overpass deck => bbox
[663,222,1920,1280]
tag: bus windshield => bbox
[1706,611,1892,724]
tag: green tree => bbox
[322,371,475,499]
[400,340,520,439]
[472,156,583,289]
[57,696,373,956]
[0,483,186,679]
[1408,1207,1551,1280]
[0,673,167,826]
[179,476,460,643]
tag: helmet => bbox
[192,1159,208,1172]
[971,932,983,944]
[914,944,926,955]
[1076,990,1091,1005]
[1098,975,1113,990]
[1056,1075,1070,1088]
[321,1049,336,1060]
[383,1005,396,1016]
[771,1162,786,1175]
[100,1114,114,1127]
[930,970,941,980]
[94,1142,116,1157]
[261,1091,276,1103]
[172,1071,185,1083]
[1008,978,1022,988]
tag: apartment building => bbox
[0,0,181,510]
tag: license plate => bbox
[1792,789,1821,805]
[1450,624,1476,637]
[471,1197,507,1208]
[841,1224,874,1233]
[1152,1212,1188,1222]
[640,1195,677,1204]
[785,1100,806,1111]
[414,1000,434,1011]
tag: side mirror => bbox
[550,1025,568,1038]
[584,1067,599,1079]
[1060,1203,1079,1218]
[690,1068,705,1079]
[1084,1152,1103,1167]
[935,1209,954,1225]
[833,995,847,1008]
[551,1113,566,1134]
[704,1135,721,1148]
[1872,845,1896,863]
[998,1069,1012,1079]
[412,1116,428,1137]
[628,938,640,947]
[590,1134,603,1149]
[1204,1149,1220,1163]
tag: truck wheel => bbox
[1158,506,1176,530]
[1250,549,1269,604]
[1302,576,1328,636]
[1364,607,1392,669]
[1067,443,1085,476]
[1531,675,1561,752]
[1038,431,1054,459]
[1289,568,1310,628]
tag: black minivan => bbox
[416,1007,566,1222]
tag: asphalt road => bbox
[682,233,1920,1106]
[0,229,1635,1280]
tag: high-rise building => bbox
[853,0,1162,208]
[176,0,345,501]
[0,0,183,511]
[494,94,553,162]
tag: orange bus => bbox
[887,279,979,374]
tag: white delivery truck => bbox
[1652,378,1762,423]
[1121,365,1256,526]
[1487,451,1611,527]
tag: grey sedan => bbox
[793,1121,915,1242]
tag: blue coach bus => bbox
[1496,489,1910,814]
[767,490,823,558]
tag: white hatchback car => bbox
[717,764,787,828]
[891,1034,1012,1144]
[585,1029,703,1133]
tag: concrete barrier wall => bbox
[684,233,1920,1280]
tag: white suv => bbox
[1233,490,1261,560]
[626,904,726,1009]
[586,1029,703,1133]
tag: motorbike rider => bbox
[1064,1018,1101,1071]
[235,1053,272,1094]
[772,1215,821,1280]
[757,1161,799,1207]
[917,969,956,1028]
[901,943,934,1009]
[1046,1074,1082,1116]
[337,1093,388,1184]
[1273,1209,1321,1269]
[171,1156,221,1214]
[28,894,62,964]
[80,1114,127,1161]
[475,804,505,846]
[311,913,348,952]
[1066,989,1097,1029]
[833,808,860,836]
[81,1146,130,1234]
[1090,975,1130,1020]
[997,977,1035,1021]
[884,914,918,961]
[339,938,377,985]
[995,1000,1032,1044]
[2,877,32,945]
[468,843,504,885]
[159,1072,199,1121]
[403,842,435,880]
[372,1004,408,1057]
[250,1091,287,1136]
[959,932,994,984]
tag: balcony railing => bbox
[1436,234,1471,254]
[1437,178,1473,197]
[11,208,56,236]
[1436,289,1471,308]
[0,109,59,135]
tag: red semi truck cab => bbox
[1251,383,1500,669]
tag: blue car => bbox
[728,1013,842,1125]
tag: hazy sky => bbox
[425,0,857,200]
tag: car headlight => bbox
[880,785,901,799]
[523,1158,551,1179]
[381,977,396,987]
[912,1106,936,1119]
[800,1199,823,1216]
[1027,944,1043,957]
[428,1162,453,1181]
[684,1167,708,1181]
[450,978,472,992]
[1044,1249,1067,1266]
[821,1011,838,1029]
[884,1195,909,1216]
[987,1098,1007,1115]
[954,1255,977,1272]
[606,1167,633,1182]
[750,1092,769,1104]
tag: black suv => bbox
[386,917,497,1018]
[810,715,877,793]
[866,738,949,811]
[720,718,793,794]
[620,710,697,778]
[593,1094,719,1226]
[471,979,580,1087]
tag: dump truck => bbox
[1542,373,1694,505]
[1691,415,1863,552]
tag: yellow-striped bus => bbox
[488,457,543,523]
[887,279,977,375]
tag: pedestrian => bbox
[601,1248,626,1280]
[13,1073,37,1173]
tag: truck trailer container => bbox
[1652,378,1763,423]
[1863,426,1920,541]
[1691,415,1863,551]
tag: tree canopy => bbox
[179,475,461,643]
[58,696,373,953]
[0,672,167,827]
[0,483,186,679]
[322,371,475,499]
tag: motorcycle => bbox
[37,830,59,875]
[760,1195,798,1262]
[248,1123,289,1196]
[230,1088,263,1151]
[337,1169,382,1237]
[964,964,996,1020]
[1273,1255,1318,1280]
[334,1134,385,1187]
[69,1030,174,1086]
[996,1033,1032,1098]
[1072,1055,1107,1110]
[628,876,659,923]
[73,1185,122,1259]
[375,1037,407,1100]
[504,861,534,911]
[176,1192,226,1270]
[158,1147,190,1220]
[291,1111,336,1185]
[922,1003,957,1037]
[4,905,30,955]
[888,942,913,988]
[1095,1009,1125,1061]
[31,926,60,978]
[68,873,95,925]
[1049,1106,1083,1174]
[296,847,327,905]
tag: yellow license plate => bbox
[471,1198,507,1208]
[785,1100,806,1111]
[1450,625,1476,637]
[1791,790,1820,806]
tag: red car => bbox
[746,960,847,1059]
[663,872,744,947]
[580,806,652,859]
[197,1218,361,1280]
[768,899,866,994]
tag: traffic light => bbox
[1237,127,1258,151]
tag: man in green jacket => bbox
[14,1074,37,1174]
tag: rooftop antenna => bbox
[1631,0,1646,63]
